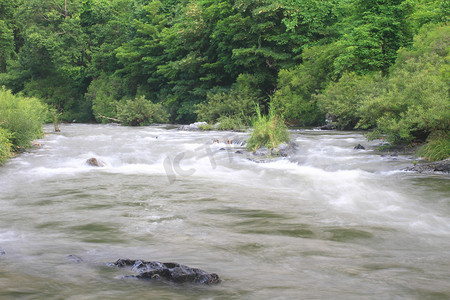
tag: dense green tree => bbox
[317,23,449,147]
[0,0,447,136]
[334,0,413,75]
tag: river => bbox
[0,124,449,299]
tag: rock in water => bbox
[67,254,83,263]
[354,144,365,150]
[404,158,450,173]
[0,249,5,255]
[179,122,207,131]
[271,142,298,157]
[111,259,221,285]
[85,157,104,167]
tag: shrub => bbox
[316,23,449,145]
[196,73,262,123]
[116,96,169,126]
[271,43,343,126]
[315,72,385,130]
[22,76,91,122]
[198,123,214,131]
[216,116,245,131]
[0,127,12,165]
[85,74,125,123]
[358,24,449,144]
[0,87,47,148]
[247,105,289,151]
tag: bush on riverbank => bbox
[0,127,12,165]
[316,23,449,160]
[196,74,261,124]
[0,87,47,149]
[115,96,169,126]
[247,105,289,151]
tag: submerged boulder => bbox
[354,144,365,150]
[85,157,104,167]
[0,249,5,255]
[111,259,221,285]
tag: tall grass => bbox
[417,132,450,161]
[247,104,289,151]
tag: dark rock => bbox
[111,259,220,285]
[404,158,450,173]
[235,150,244,154]
[317,124,336,130]
[85,157,104,167]
[354,144,365,150]
[67,254,83,263]
[0,249,5,255]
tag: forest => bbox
[0,0,449,162]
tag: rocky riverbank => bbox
[404,158,450,173]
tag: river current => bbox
[0,124,449,299]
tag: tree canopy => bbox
[0,0,447,146]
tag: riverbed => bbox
[0,124,449,299]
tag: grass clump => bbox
[247,105,289,151]
[417,132,450,161]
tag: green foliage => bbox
[0,0,446,129]
[316,72,385,130]
[271,66,323,126]
[0,127,12,165]
[408,0,450,30]
[317,23,449,146]
[0,87,47,149]
[216,115,245,131]
[334,0,413,75]
[198,123,214,131]
[115,96,168,126]
[85,73,125,123]
[22,76,91,122]
[247,105,289,151]
[417,132,450,161]
[359,24,449,144]
[0,19,14,73]
[196,73,261,123]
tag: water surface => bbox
[0,124,449,299]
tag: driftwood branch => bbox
[97,114,121,123]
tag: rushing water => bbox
[0,124,449,299]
